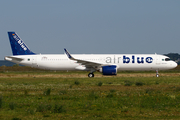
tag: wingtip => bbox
[64,48,67,51]
[64,48,71,59]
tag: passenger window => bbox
[28,58,30,61]
[165,58,170,61]
[162,59,164,61]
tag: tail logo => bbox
[12,34,27,51]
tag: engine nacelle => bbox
[99,65,117,75]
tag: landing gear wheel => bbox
[156,74,159,77]
[156,70,159,77]
[88,73,94,78]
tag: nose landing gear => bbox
[156,70,159,77]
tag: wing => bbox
[64,48,105,69]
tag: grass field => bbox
[0,66,180,119]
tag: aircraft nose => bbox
[171,61,178,68]
[173,62,178,68]
[168,61,178,69]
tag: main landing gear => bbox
[156,70,159,77]
[88,73,94,78]
[88,70,160,77]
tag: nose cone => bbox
[173,62,178,68]
[166,61,178,69]
[170,61,178,69]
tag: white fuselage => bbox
[5,54,177,71]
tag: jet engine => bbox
[98,65,117,75]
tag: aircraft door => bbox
[156,56,161,65]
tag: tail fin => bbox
[8,32,35,55]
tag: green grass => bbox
[0,67,180,119]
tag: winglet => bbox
[64,48,75,60]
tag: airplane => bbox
[5,32,177,77]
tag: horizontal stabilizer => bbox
[4,56,24,62]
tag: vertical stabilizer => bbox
[8,32,35,55]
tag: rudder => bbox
[8,32,35,55]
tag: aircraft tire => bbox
[88,73,94,78]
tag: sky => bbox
[0,0,180,60]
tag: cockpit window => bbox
[165,58,171,61]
